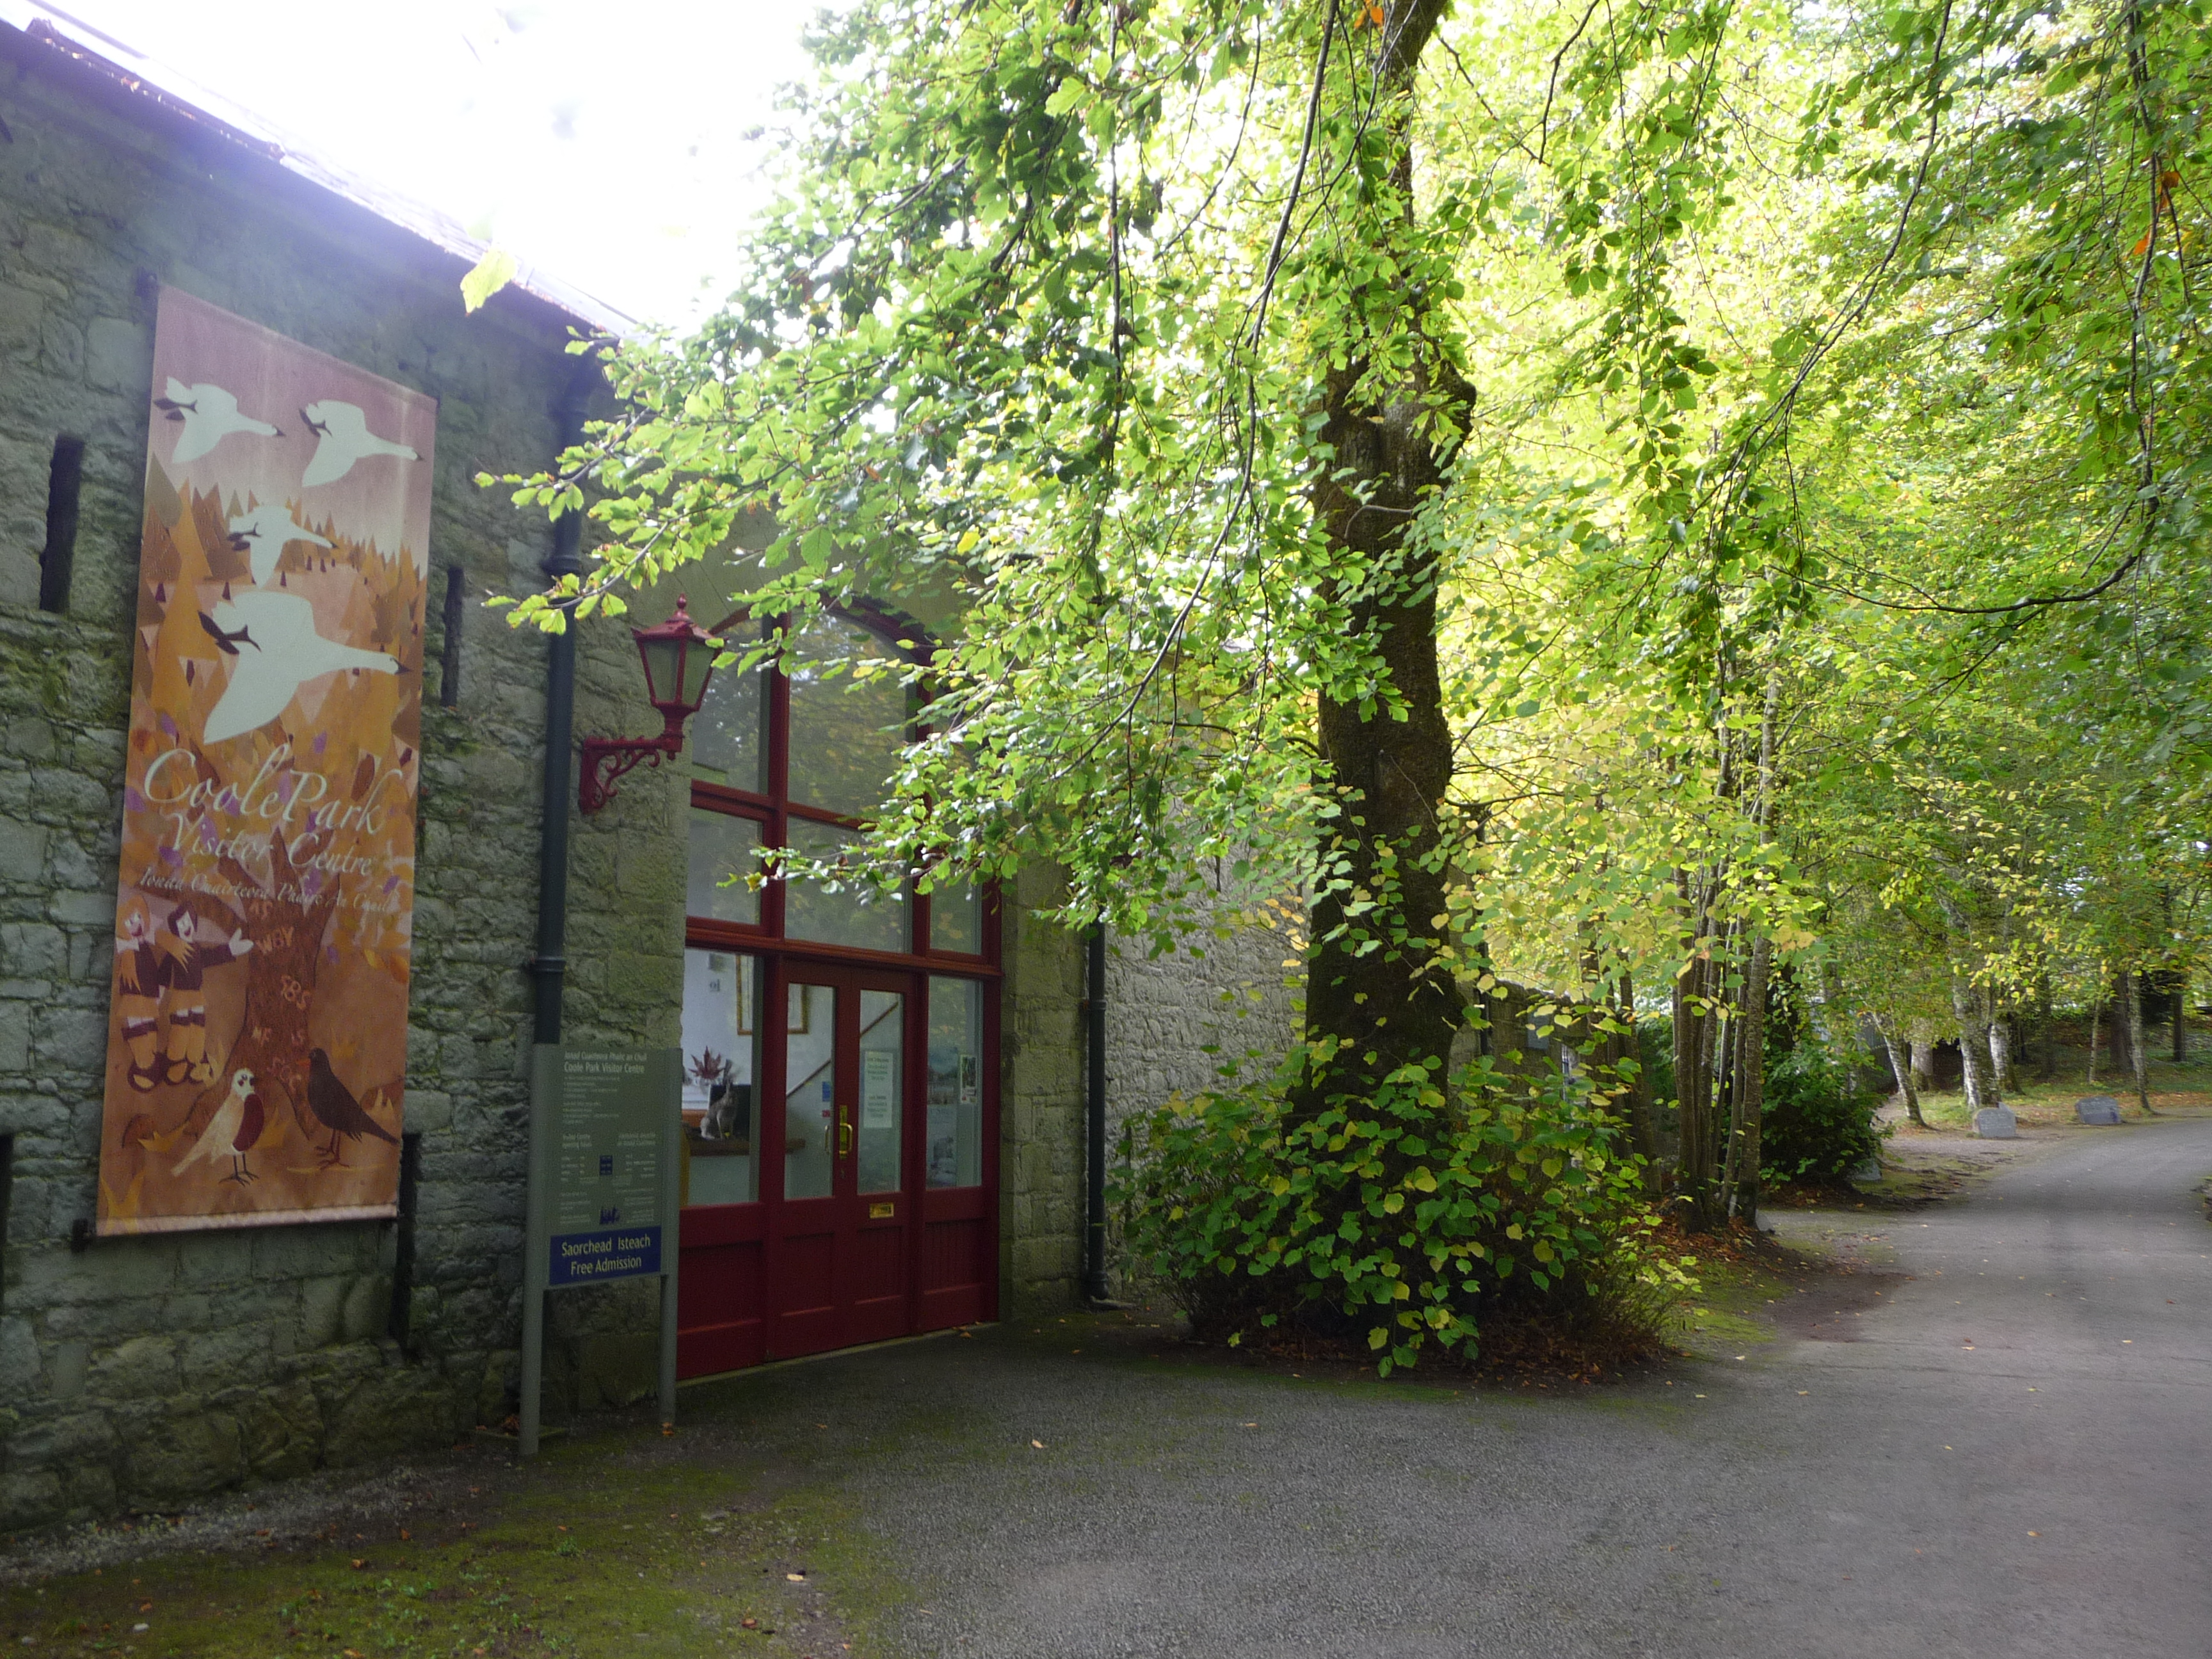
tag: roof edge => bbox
[0,8,635,339]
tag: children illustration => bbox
[113,896,164,1092]
[154,901,253,1086]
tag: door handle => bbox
[837,1103,853,1157]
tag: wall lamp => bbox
[579,596,720,813]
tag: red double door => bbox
[677,959,997,1376]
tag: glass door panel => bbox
[856,989,904,1194]
[926,976,984,1188]
[782,981,836,1199]
[680,949,760,1206]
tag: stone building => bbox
[0,11,1293,1528]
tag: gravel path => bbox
[15,1118,2209,1656]
[702,1115,2212,1657]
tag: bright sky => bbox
[40,1,819,329]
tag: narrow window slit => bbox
[388,1130,422,1350]
[439,563,465,707]
[0,1134,14,1310]
[38,435,85,614]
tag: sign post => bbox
[520,1046,680,1454]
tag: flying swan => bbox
[154,379,282,465]
[200,589,399,745]
[300,399,419,488]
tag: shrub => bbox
[1114,1054,1694,1375]
[1759,1040,1886,1185]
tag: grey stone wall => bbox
[998,867,1085,1316]
[1103,879,1300,1128]
[0,28,1146,1528]
[0,55,661,1526]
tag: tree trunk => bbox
[1952,975,1995,1112]
[2108,967,2132,1077]
[2036,972,2057,1082]
[1733,934,1772,1222]
[1674,932,1722,1231]
[1873,1013,1925,1127]
[1725,671,1781,1226]
[1987,1010,2015,1096]
[2087,990,2101,1086]
[2174,968,2188,1063]
[1910,1032,1934,1092]
[1298,0,1464,1121]
[2126,969,2154,1114]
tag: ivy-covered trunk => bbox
[1305,389,1461,1105]
[1729,934,1770,1220]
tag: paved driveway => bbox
[705,1117,2212,1658]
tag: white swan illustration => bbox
[154,379,282,464]
[300,400,419,487]
[226,504,332,588]
[201,590,399,744]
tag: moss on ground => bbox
[1666,1249,1800,1359]
[5,1422,910,1659]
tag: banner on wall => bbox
[97,289,434,1236]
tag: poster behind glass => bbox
[681,949,760,1205]
[926,977,984,1188]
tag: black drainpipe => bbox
[1083,925,1110,1302]
[527,367,596,1045]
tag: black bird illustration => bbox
[300,405,331,440]
[306,1048,399,1167]
[196,611,258,655]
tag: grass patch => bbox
[1899,1041,2212,1135]
[6,1424,907,1659]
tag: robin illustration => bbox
[173,1069,262,1185]
[155,902,252,1085]
[305,1048,398,1167]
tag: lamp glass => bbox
[637,633,681,708]
[679,637,717,709]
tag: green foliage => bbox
[1758,1041,1886,1187]
[1116,1057,1694,1375]
[481,0,2212,1234]
[1637,1015,1676,1114]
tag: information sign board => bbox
[520,1045,680,1453]
[545,1049,673,1285]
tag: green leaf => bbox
[460,247,519,314]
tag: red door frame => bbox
[676,949,1001,1376]
[673,605,1003,1379]
[762,958,914,1358]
